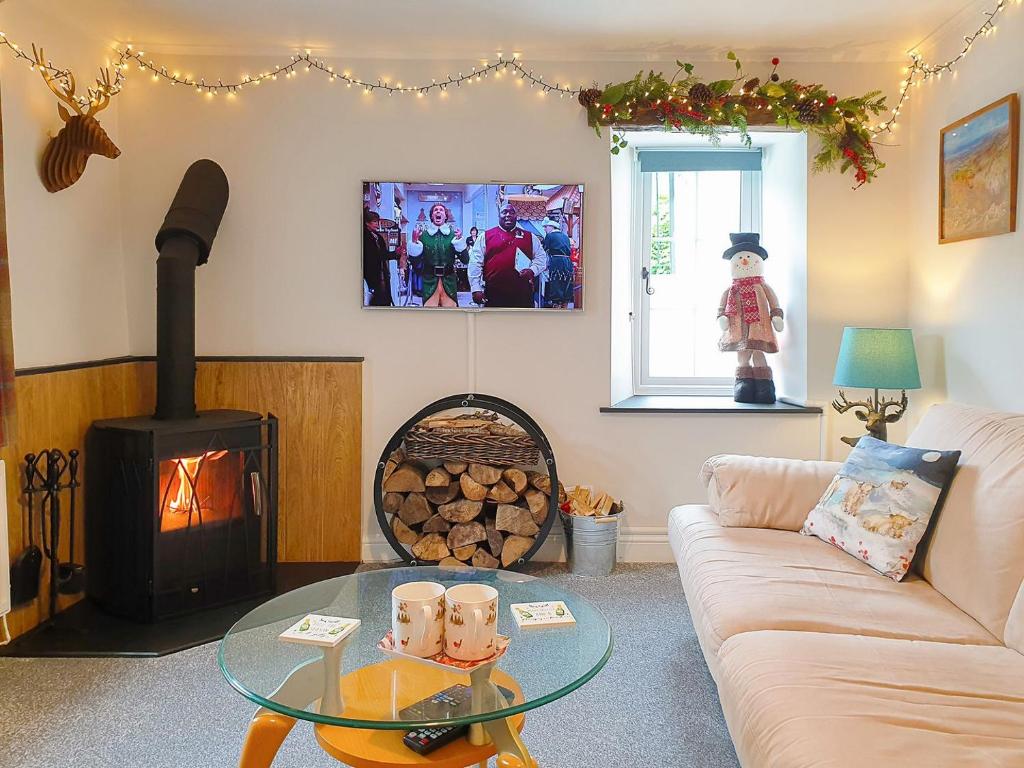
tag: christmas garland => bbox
[580,54,888,188]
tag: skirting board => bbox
[361,525,673,564]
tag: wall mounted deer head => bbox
[34,46,121,193]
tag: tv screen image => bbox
[362,182,584,311]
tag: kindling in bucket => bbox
[559,485,622,576]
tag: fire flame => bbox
[167,450,228,514]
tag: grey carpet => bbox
[0,563,738,767]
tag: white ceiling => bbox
[63,0,980,62]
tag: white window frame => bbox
[631,156,762,397]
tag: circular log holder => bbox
[374,393,558,569]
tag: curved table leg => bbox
[497,755,535,768]
[485,718,536,768]
[240,712,296,768]
[467,663,537,768]
[237,638,351,768]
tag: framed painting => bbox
[939,93,1019,244]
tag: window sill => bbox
[600,395,823,415]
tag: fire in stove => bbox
[165,451,227,514]
[158,450,244,533]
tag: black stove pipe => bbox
[153,159,229,420]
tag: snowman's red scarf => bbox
[724,276,763,324]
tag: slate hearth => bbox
[0,562,358,658]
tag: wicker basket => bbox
[404,426,540,466]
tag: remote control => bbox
[402,723,469,755]
[400,684,515,755]
[399,683,474,720]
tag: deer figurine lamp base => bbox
[832,388,909,447]
[831,328,921,448]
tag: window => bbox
[634,149,762,395]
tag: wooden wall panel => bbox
[3,358,362,641]
[192,360,362,563]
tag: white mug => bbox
[444,583,499,661]
[392,581,445,657]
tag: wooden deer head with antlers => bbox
[34,46,121,193]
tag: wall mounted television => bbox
[362,181,584,311]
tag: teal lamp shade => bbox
[833,328,922,390]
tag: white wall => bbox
[0,3,128,368]
[106,54,910,560]
[906,8,1023,418]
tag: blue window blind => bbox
[637,149,762,173]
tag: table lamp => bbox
[832,327,921,446]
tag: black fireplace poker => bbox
[153,159,229,421]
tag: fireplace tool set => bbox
[10,449,85,617]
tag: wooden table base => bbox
[314,711,527,768]
[238,659,535,768]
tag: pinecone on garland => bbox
[578,88,602,109]
[796,100,820,124]
[741,77,760,93]
[688,82,714,106]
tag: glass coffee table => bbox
[220,566,613,768]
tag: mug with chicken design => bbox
[392,581,445,657]
[444,583,499,661]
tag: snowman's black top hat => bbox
[723,232,768,260]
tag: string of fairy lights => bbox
[873,0,1020,134]
[116,47,582,99]
[0,0,1017,118]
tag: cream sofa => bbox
[669,403,1024,767]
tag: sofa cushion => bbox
[800,436,960,581]
[669,505,997,670]
[907,403,1024,644]
[717,630,1024,768]
[700,454,842,530]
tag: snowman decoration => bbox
[717,233,784,403]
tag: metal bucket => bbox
[560,511,620,576]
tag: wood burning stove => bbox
[86,412,277,622]
[86,160,278,622]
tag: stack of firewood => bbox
[382,451,566,568]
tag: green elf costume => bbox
[407,216,467,305]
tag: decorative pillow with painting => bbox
[800,436,960,581]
